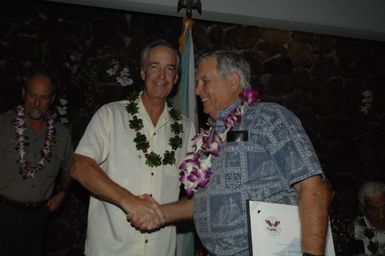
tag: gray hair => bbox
[196,50,251,88]
[358,181,385,206]
[140,39,181,72]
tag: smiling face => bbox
[140,45,179,102]
[22,74,55,121]
[195,56,241,119]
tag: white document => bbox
[248,201,335,256]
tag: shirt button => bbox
[153,132,156,136]
[138,155,141,159]
[145,239,148,243]
[151,172,154,176]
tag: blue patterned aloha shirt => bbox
[193,100,324,256]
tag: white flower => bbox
[116,67,133,86]
[57,97,69,123]
[360,90,373,115]
[116,76,133,87]
[59,98,68,105]
[200,155,212,170]
[106,60,120,76]
[20,149,26,159]
[120,67,130,75]
[70,53,81,62]
[362,90,372,98]
[14,105,56,179]
[105,60,134,86]
[179,87,259,195]
[60,117,69,124]
[57,106,67,115]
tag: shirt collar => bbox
[137,91,170,129]
[210,99,242,133]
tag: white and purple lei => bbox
[179,87,260,195]
[14,105,57,179]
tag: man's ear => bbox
[173,73,179,85]
[140,69,145,81]
[227,72,241,92]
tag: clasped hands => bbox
[125,194,166,232]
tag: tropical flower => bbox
[56,97,69,124]
[360,90,373,115]
[179,87,260,195]
[106,59,133,87]
[14,105,57,179]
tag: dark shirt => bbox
[0,108,74,202]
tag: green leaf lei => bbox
[126,91,183,168]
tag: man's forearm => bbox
[70,154,134,208]
[57,168,72,193]
[71,154,165,230]
[161,197,194,224]
[296,176,332,255]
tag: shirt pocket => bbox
[220,141,248,169]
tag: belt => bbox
[0,195,47,211]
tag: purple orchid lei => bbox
[179,87,260,195]
[14,105,57,179]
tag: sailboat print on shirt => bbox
[212,196,243,228]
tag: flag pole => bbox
[175,2,202,256]
[174,17,194,112]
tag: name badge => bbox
[227,130,248,142]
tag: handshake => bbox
[123,193,167,232]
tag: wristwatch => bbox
[302,253,324,256]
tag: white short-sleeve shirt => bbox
[76,94,195,256]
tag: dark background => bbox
[1,0,385,255]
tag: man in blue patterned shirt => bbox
[131,50,332,256]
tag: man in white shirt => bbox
[71,39,195,256]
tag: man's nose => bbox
[158,68,165,78]
[33,97,41,106]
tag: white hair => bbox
[358,181,385,206]
[196,50,251,89]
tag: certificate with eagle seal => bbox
[247,201,335,256]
